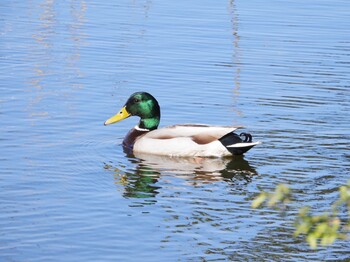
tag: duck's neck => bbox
[138,117,160,131]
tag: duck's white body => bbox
[129,124,260,157]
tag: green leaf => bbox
[315,222,328,237]
[294,222,309,236]
[307,234,318,249]
[252,193,267,208]
[321,234,336,246]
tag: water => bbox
[1,0,349,261]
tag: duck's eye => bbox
[134,98,140,103]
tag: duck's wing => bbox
[143,124,243,140]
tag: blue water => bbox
[1,0,349,261]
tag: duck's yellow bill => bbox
[104,106,131,125]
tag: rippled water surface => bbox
[1,0,349,261]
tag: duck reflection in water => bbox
[104,147,258,201]
[105,158,161,200]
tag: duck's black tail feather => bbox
[219,132,261,155]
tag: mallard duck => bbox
[104,92,260,157]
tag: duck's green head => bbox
[104,92,161,130]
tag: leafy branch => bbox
[252,180,350,249]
